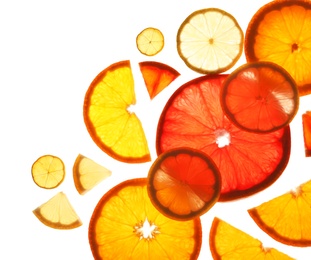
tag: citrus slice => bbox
[248,179,311,247]
[209,217,294,259]
[245,0,311,96]
[136,27,164,56]
[33,192,82,229]
[220,62,299,133]
[156,74,291,201]
[147,148,221,221]
[302,111,311,157]
[177,8,244,74]
[31,155,65,189]
[139,61,180,99]
[89,178,202,259]
[83,60,150,163]
[73,154,112,195]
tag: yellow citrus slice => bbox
[136,27,164,56]
[248,179,311,247]
[139,61,180,99]
[33,192,82,229]
[83,60,150,163]
[31,155,65,189]
[245,0,311,96]
[177,8,244,74]
[209,217,294,259]
[89,178,202,259]
[73,154,112,195]
[302,111,311,157]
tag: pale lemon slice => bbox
[136,27,164,56]
[31,155,65,189]
[33,192,82,229]
[73,154,112,195]
[177,8,244,74]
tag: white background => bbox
[1,0,311,259]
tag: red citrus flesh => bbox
[156,75,291,201]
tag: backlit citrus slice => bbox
[156,74,291,201]
[248,179,311,247]
[245,0,311,96]
[73,154,111,195]
[209,217,294,259]
[89,178,202,259]
[31,155,65,189]
[33,192,82,229]
[83,60,150,163]
[136,27,164,56]
[177,8,243,74]
[139,61,180,99]
[147,148,221,221]
[220,62,299,133]
[302,111,311,157]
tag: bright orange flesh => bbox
[156,74,291,201]
[139,61,180,99]
[221,62,299,133]
[245,0,311,96]
[302,111,311,157]
[89,178,202,260]
[249,179,311,247]
[209,217,295,259]
[147,148,221,221]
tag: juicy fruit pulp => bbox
[302,111,311,157]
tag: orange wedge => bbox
[302,111,311,156]
[248,179,311,247]
[33,192,82,229]
[245,0,311,96]
[73,154,111,195]
[89,178,202,259]
[83,60,150,163]
[147,148,221,221]
[136,27,164,56]
[220,62,299,133]
[31,155,65,189]
[139,61,180,99]
[209,217,294,259]
[177,8,243,74]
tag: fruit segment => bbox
[302,111,311,157]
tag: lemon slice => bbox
[33,192,82,229]
[136,27,164,56]
[31,155,65,189]
[177,8,244,74]
[73,154,111,195]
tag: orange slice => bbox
[31,155,65,189]
[33,192,82,229]
[147,148,221,221]
[245,0,311,96]
[73,154,111,195]
[220,62,299,133]
[248,179,311,247]
[136,27,164,56]
[209,217,294,259]
[83,60,150,163]
[156,74,291,201]
[139,61,180,99]
[177,8,244,74]
[89,178,202,259]
[302,111,311,157]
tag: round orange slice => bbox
[31,155,65,189]
[177,8,244,74]
[248,179,311,247]
[83,60,150,163]
[209,217,295,259]
[220,62,299,133]
[147,148,221,221]
[89,178,202,259]
[245,0,311,96]
[156,74,291,201]
[136,27,164,56]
